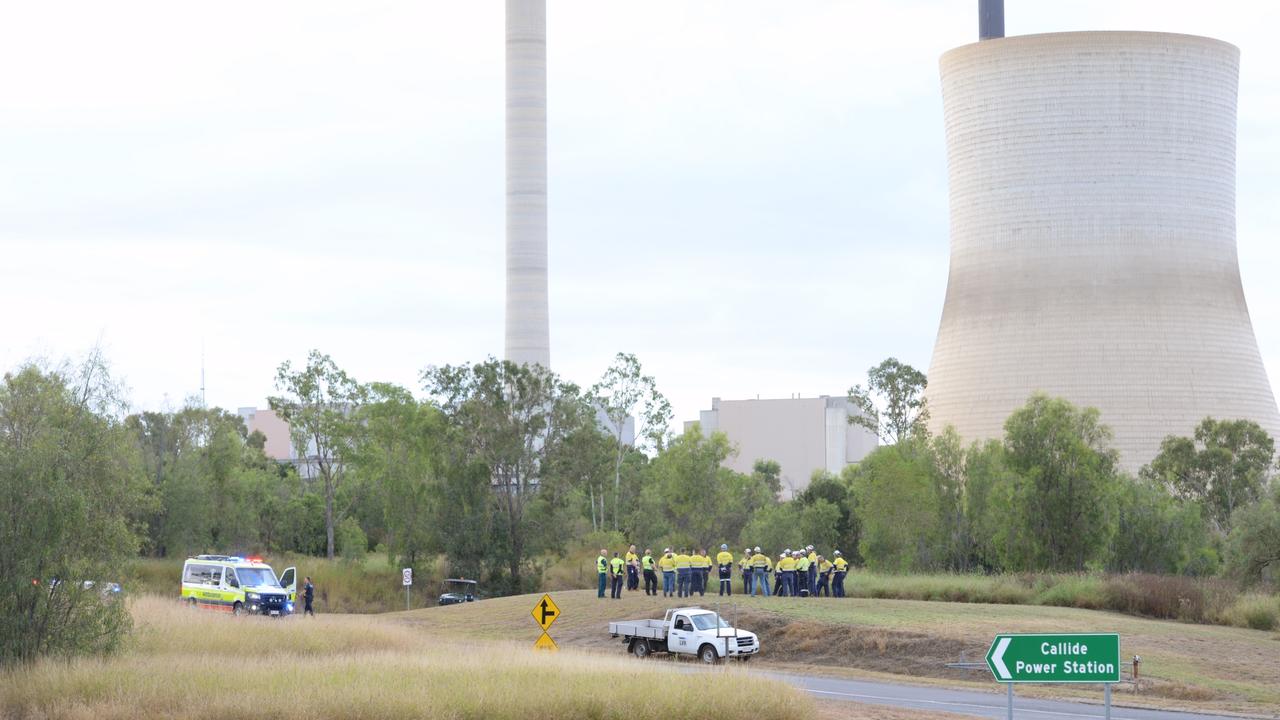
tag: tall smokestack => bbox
[505,0,551,368]
[979,0,1004,40]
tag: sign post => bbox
[985,633,1120,719]
[402,568,413,611]
[531,593,560,651]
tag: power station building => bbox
[686,396,879,497]
[925,19,1280,471]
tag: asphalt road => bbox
[766,672,1252,720]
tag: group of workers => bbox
[596,544,851,600]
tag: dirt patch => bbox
[732,608,985,680]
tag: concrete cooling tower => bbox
[925,31,1280,472]
[505,0,551,368]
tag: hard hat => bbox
[807,545,814,550]
[753,546,760,552]
[784,549,790,554]
[721,544,728,550]
[834,550,841,555]
[664,547,671,552]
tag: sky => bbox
[3,1,1280,432]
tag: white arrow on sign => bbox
[991,637,1012,680]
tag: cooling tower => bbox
[926,31,1280,472]
[505,0,551,367]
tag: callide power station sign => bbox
[985,633,1120,684]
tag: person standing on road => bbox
[815,555,833,597]
[832,550,849,597]
[659,548,676,597]
[716,544,735,596]
[303,576,315,617]
[675,548,692,598]
[625,545,640,592]
[641,549,658,596]
[597,549,609,599]
[749,547,771,597]
[610,552,625,599]
[739,549,752,595]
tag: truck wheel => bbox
[698,644,720,664]
[631,639,651,659]
[232,602,243,616]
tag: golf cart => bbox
[437,578,478,606]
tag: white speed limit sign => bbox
[402,568,413,586]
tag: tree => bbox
[353,383,444,569]
[848,357,929,444]
[1002,394,1119,571]
[850,445,939,572]
[752,459,783,498]
[1224,484,1280,587]
[0,361,147,665]
[270,351,367,560]
[646,425,734,548]
[423,358,593,593]
[589,353,673,531]
[797,471,857,557]
[929,427,973,570]
[1142,418,1274,534]
[1108,477,1215,575]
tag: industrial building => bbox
[925,3,1280,471]
[686,396,878,497]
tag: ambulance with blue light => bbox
[180,555,296,616]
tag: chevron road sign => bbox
[985,633,1120,683]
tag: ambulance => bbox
[180,555,296,616]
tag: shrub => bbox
[1032,575,1107,609]
[1101,573,1209,622]
[1213,594,1279,631]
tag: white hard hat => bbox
[807,545,814,550]
[834,550,841,555]
[754,546,760,552]
[784,549,790,554]
[721,544,728,550]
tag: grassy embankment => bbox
[408,588,1280,718]
[131,553,1280,630]
[0,596,815,720]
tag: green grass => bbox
[0,596,811,720]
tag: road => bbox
[765,672,1254,720]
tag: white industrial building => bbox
[926,25,1280,472]
[686,396,878,497]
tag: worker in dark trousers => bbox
[832,550,849,597]
[675,549,692,598]
[596,549,609,599]
[689,549,705,596]
[610,552,625,599]
[774,552,788,596]
[749,547,771,597]
[716,544,734,596]
[625,544,639,592]
[806,546,819,597]
[795,551,810,598]
[303,577,315,617]
[815,555,833,597]
[641,549,658,596]
[739,549,752,594]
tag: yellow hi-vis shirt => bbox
[625,551,638,566]
[808,551,818,564]
[819,560,834,574]
[642,554,654,570]
[690,554,707,569]
[739,554,751,570]
[610,557,625,575]
[778,556,797,571]
[750,553,771,569]
[833,557,849,572]
[659,554,676,572]
[675,554,692,569]
[796,557,810,572]
[597,556,608,573]
[716,551,734,566]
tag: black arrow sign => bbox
[539,598,556,625]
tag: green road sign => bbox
[985,633,1120,684]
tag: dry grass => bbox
[0,596,809,720]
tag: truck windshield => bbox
[691,614,730,631]
[236,568,281,588]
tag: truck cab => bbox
[609,607,760,663]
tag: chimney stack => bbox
[979,0,1004,40]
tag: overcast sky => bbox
[3,1,1279,430]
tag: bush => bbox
[1031,575,1107,609]
[338,517,368,562]
[1101,573,1210,622]
[1214,594,1279,631]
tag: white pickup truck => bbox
[608,607,760,663]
